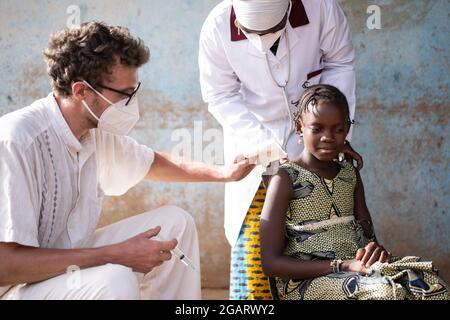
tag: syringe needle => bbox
[152,235,198,272]
[172,247,198,272]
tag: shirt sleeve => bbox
[319,0,356,140]
[94,131,155,196]
[0,141,40,247]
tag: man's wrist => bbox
[98,244,120,265]
[218,165,231,182]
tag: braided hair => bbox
[292,84,353,129]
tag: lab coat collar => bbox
[230,0,309,42]
[46,93,92,155]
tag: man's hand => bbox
[341,140,363,170]
[110,226,177,274]
[222,154,256,182]
[355,242,391,268]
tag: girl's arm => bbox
[353,169,391,266]
[260,169,333,279]
[353,169,376,240]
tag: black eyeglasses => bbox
[97,82,141,106]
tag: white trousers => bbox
[1,205,201,300]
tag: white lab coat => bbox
[199,0,355,248]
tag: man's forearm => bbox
[145,152,227,182]
[0,243,118,287]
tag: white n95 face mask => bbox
[239,0,292,55]
[82,80,140,136]
[242,28,286,54]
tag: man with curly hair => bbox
[0,21,254,300]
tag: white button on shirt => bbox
[0,93,155,294]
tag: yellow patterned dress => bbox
[270,160,449,300]
[230,183,272,300]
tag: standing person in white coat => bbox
[199,0,362,299]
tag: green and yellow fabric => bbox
[271,161,449,300]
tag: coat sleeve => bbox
[319,0,356,140]
[198,16,279,156]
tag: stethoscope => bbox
[265,28,292,151]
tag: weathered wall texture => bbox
[1,0,448,288]
[343,0,450,283]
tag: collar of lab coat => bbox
[230,0,310,42]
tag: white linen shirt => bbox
[0,93,154,249]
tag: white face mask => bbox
[242,28,285,54]
[240,1,291,55]
[82,80,140,136]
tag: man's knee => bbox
[158,205,196,232]
[171,205,195,226]
[90,264,140,300]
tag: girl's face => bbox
[296,101,349,162]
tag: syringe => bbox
[153,235,198,273]
[171,246,198,272]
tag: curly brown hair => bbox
[43,21,150,97]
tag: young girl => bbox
[260,84,449,300]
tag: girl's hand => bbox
[341,140,363,170]
[341,259,370,274]
[355,242,391,268]
[222,154,256,182]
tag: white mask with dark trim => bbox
[242,28,286,54]
[81,80,140,136]
[236,0,292,54]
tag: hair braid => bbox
[293,84,352,127]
